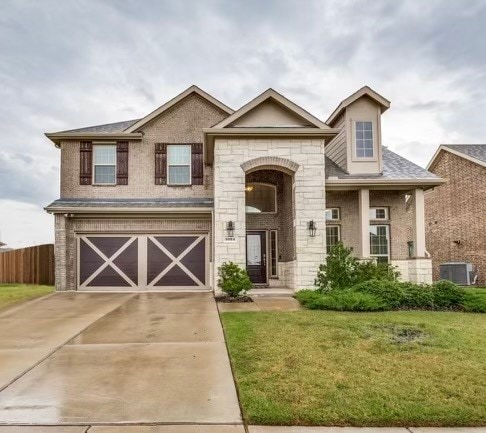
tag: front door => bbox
[246,231,267,284]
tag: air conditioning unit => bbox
[439,262,475,285]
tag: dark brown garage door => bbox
[78,234,207,290]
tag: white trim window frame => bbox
[353,120,376,160]
[369,224,390,263]
[369,207,389,220]
[325,207,340,221]
[167,144,192,186]
[245,182,277,214]
[326,225,341,254]
[269,230,278,278]
[93,143,117,185]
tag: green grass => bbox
[222,310,486,426]
[0,284,54,311]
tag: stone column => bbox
[213,139,246,292]
[412,188,426,257]
[292,140,327,291]
[358,188,370,258]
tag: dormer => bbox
[326,86,390,175]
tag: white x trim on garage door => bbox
[78,234,208,291]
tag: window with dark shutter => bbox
[155,143,167,185]
[191,143,204,185]
[79,141,93,185]
[116,141,129,185]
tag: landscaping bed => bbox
[0,284,54,311]
[222,310,486,426]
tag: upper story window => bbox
[369,207,388,220]
[93,144,116,184]
[167,145,191,185]
[325,208,340,221]
[245,183,277,213]
[355,121,374,158]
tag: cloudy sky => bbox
[1,0,485,248]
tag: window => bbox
[326,225,341,254]
[270,230,278,277]
[370,225,390,263]
[93,144,116,184]
[167,145,191,185]
[325,208,340,221]
[355,121,374,158]
[369,207,388,220]
[245,183,277,213]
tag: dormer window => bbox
[355,121,374,158]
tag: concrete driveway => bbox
[0,292,242,429]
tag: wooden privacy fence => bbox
[0,244,55,285]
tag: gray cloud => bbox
[0,0,485,247]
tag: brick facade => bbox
[425,151,486,284]
[60,93,227,200]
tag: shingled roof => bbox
[59,119,141,134]
[326,147,440,180]
[442,144,486,164]
[427,144,486,170]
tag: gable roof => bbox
[125,85,233,132]
[212,88,330,129]
[59,119,141,134]
[427,144,486,170]
[326,86,390,126]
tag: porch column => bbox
[358,188,370,258]
[412,188,426,257]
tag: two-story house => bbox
[45,85,443,292]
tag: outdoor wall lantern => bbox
[308,220,317,237]
[226,221,235,237]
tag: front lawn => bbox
[0,284,54,311]
[222,310,486,426]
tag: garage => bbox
[78,234,208,291]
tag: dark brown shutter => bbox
[155,143,167,185]
[116,141,129,185]
[191,143,204,185]
[80,141,92,185]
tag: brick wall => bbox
[60,93,228,199]
[326,189,409,260]
[425,151,486,284]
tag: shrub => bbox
[217,262,252,297]
[401,282,435,309]
[462,290,486,313]
[315,243,400,293]
[315,243,359,292]
[355,260,400,284]
[295,289,387,311]
[350,279,404,309]
[432,280,465,309]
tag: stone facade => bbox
[425,151,486,284]
[213,139,327,291]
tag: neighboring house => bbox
[425,144,486,285]
[45,85,443,293]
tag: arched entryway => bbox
[242,157,297,287]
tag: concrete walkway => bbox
[0,292,242,427]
